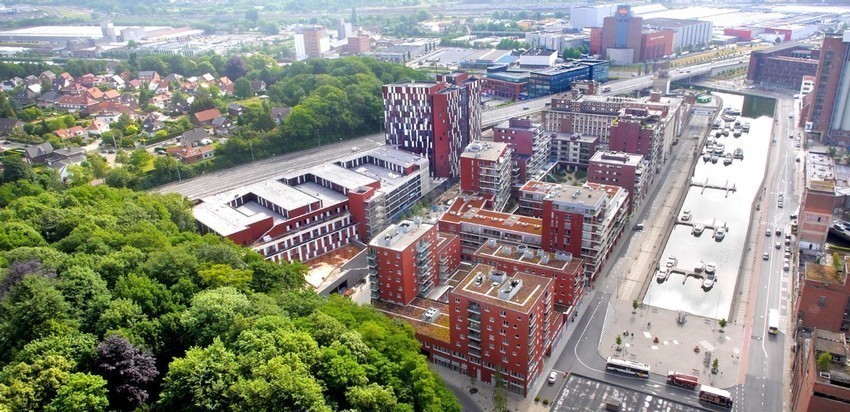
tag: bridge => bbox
[481,57,749,128]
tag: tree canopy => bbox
[0,183,459,411]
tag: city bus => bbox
[699,385,733,408]
[605,357,650,378]
[666,371,699,390]
[768,309,780,335]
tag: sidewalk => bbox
[597,299,742,389]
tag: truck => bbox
[666,371,699,390]
[768,309,780,335]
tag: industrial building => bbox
[747,43,819,90]
[806,31,850,145]
[643,17,713,54]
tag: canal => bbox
[643,93,777,320]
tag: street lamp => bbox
[249,141,254,162]
[315,128,320,147]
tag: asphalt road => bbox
[542,112,713,410]
[152,132,386,199]
[738,92,798,412]
[544,89,800,412]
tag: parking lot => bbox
[551,374,702,412]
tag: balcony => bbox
[469,330,481,341]
[468,340,481,350]
[468,319,481,332]
[468,303,481,315]
[469,348,481,358]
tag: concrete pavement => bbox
[598,299,743,389]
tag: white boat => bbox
[681,209,692,221]
[711,155,719,163]
[666,255,678,267]
[723,157,732,166]
[734,148,744,159]
[695,262,706,273]
[702,272,716,289]
[656,267,670,282]
[715,227,726,241]
[705,262,716,273]
[703,153,711,162]
[742,122,750,132]
[693,224,706,235]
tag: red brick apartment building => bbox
[798,179,837,259]
[382,71,481,178]
[517,181,628,279]
[460,141,513,212]
[797,263,850,333]
[474,240,585,313]
[438,196,544,259]
[588,150,646,212]
[792,328,850,412]
[194,147,431,263]
[493,118,553,187]
[367,219,460,305]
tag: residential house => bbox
[127,79,141,90]
[47,146,88,183]
[14,84,40,105]
[137,71,161,84]
[193,108,222,127]
[53,72,74,91]
[227,103,245,117]
[24,142,55,164]
[86,120,110,136]
[181,128,209,147]
[87,102,134,118]
[86,87,104,100]
[61,83,87,96]
[219,82,234,96]
[57,95,98,112]
[39,70,56,86]
[167,145,215,164]
[23,75,39,86]
[142,112,168,133]
[199,73,215,84]
[77,74,98,88]
[211,116,233,136]
[54,126,87,141]
[95,112,123,125]
[152,81,169,94]
[0,118,24,137]
[270,107,291,125]
[37,91,61,109]
[149,92,172,109]
[164,73,183,83]
[107,75,125,90]
[250,80,267,94]
[1,77,21,91]
[102,89,121,102]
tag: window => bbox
[819,296,827,307]
[500,310,506,317]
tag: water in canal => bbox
[644,93,777,320]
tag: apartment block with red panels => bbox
[383,72,481,178]
[460,141,513,212]
[474,240,585,313]
[493,118,553,187]
[449,264,560,396]
[367,219,441,305]
[550,132,599,171]
[588,150,646,212]
[481,77,526,101]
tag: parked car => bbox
[548,371,558,384]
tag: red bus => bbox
[666,371,699,390]
[699,385,733,408]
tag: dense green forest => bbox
[0,166,461,411]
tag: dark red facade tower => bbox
[807,32,850,145]
[382,72,481,178]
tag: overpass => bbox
[481,57,750,128]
